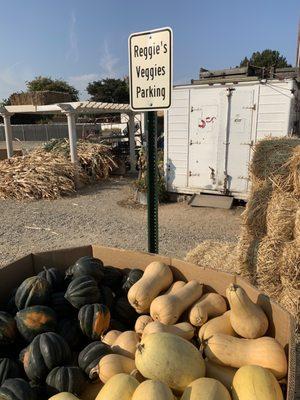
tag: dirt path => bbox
[0,177,242,267]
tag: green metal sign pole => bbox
[147,111,159,253]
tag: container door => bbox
[188,90,220,189]
[225,89,255,194]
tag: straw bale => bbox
[294,208,300,242]
[256,237,284,298]
[250,137,300,182]
[286,145,300,198]
[185,240,239,274]
[279,279,299,333]
[266,191,299,241]
[280,241,300,291]
[235,228,259,282]
[242,179,273,238]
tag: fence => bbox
[0,123,113,142]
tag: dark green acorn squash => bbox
[64,276,100,309]
[99,285,115,309]
[15,276,51,310]
[15,305,57,342]
[0,312,17,345]
[0,378,37,400]
[57,318,85,350]
[109,318,129,332]
[101,266,124,290]
[46,366,87,396]
[50,291,76,318]
[22,332,71,382]
[66,256,104,282]
[5,289,18,316]
[78,341,112,380]
[113,296,139,327]
[37,267,64,291]
[78,303,110,340]
[122,269,143,294]
[0,358,23,385]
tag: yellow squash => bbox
[180,377,231,400]
[96,373,139,400]
[232,365,283,399]
[142,321,195,340]
[189,293,227,327]
[98,354,136,383]
[199,311,236,341]
[132,380,174,400]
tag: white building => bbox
[164,68,300,200]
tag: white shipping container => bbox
[164,79,300,200]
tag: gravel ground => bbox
[0,176,299,397]
[0,177,242,267]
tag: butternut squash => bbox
[232,365,283,400]
[226,283,269,339]
[96,373,139,400]
[132,380,174,400]
[189,293,227,327]
[102,330,122,346]
[180,377,231,400]
[164,281,186,294]
[135,315,153,336]
[98,354,136,383]
[128,262,173,313]
[204,333,287,379]
[49,394,79,400]
[150,280,203,324]
[204,359,236,391]
[111,330,140,359]
[199,311,236,341]
[135,332,205,392]
[142,321,195,340]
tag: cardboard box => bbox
[1,244,296,399]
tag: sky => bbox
[0,0,299,101]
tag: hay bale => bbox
[286,145,300,197]
[280,241,300,291]
[242,179,273,238]
[185,240,239,274]
[235,228,259,282]
[279,279,299,334]
[256,237,284,298]
[250,137,300,182]
[266,191,299,241]
[294,208,300,241]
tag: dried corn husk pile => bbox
[44,139,117,180]
[0,140,116,200]
[187,137,300,332]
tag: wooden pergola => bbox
[0,101,138,172]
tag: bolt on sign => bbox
[129,27,173,111]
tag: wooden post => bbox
[66,111,78,164]
[128,112,136,173]
[0,112,14,158]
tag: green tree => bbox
[26,76,79,101]
[240,50,291,68]
[87,78,129,103]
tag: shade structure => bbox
[0,101,137,171]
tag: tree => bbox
[26,76,79,101]
[240,50,291,68]
[87,78,129,103]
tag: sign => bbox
[129,27,173,111]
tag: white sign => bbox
[129,27,173,111]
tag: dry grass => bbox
[235,228,260,282]
[241,179,273,238]
[0,140,116,200]
[280,241,300,291]
[0,150,77,200]
[185,240,239,274]
[266,191,299,241]
[250,136,300,182]
[256,237,284,298]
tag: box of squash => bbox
[0,244,296,400]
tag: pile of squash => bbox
[0,258,288,399]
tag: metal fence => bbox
[0,123,104,142]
